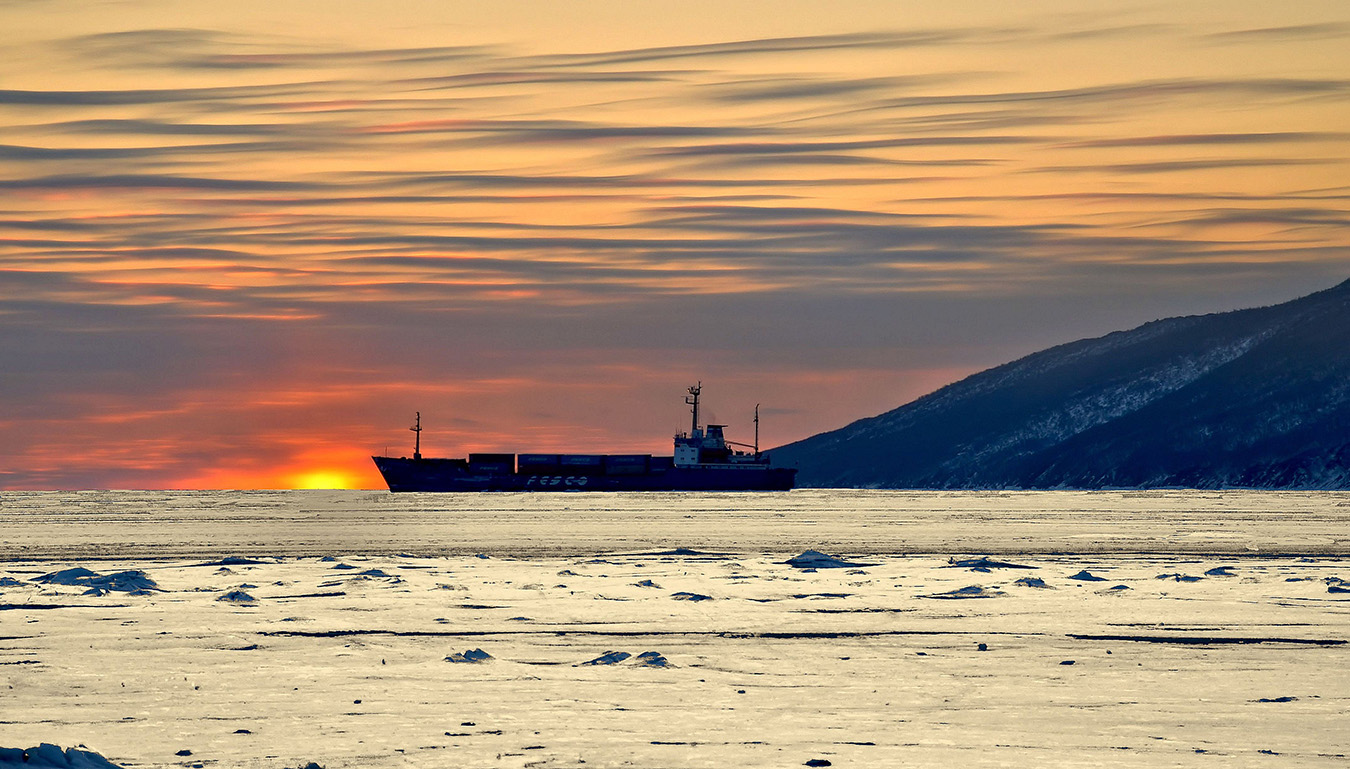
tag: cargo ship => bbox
[372,384,796,492]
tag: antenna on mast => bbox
[411,411,422,460]
[685,382,701,435]
[754,403,760,457]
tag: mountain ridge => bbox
[772,279,1350,489]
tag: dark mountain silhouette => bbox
[772,279,1350,489]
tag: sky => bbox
[2,0,1348,490]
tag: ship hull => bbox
[372,456,796,492]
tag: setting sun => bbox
[290,469,356,490]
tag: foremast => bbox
[411,411,423,460]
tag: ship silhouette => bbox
[372,383,796,492]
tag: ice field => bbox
[1,490,1348,768]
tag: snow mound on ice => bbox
[671,591,712,602]
[1068,570,1107,582]
[580,650,631,666]
[948,556,1034,571]
[217,590,257,604]
[921,585,1005,599]
[33,568,159,593]
[445,648,492,663]
[32,567,98,584]
[633,651,672,667]
[0,744,121,768]
[1156,573,1203,582]
[1014,576,1052,588]
[196,556,266,567]
[783,550,877,569]
[575,650,671,667]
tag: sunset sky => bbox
[3,0,1349,489]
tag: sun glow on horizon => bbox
[289,469,358,490]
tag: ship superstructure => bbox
[371,383,796,492]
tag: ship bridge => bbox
[672,383,766,468]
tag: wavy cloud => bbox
[2,6,1348,488]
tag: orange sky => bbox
[2,1,1348,489]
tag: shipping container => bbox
[517,454,561,467]
[559,454,604,467]
[468,453,514,465]
[468,453,514,473]
[603,454,651,475]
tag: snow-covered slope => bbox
[772,279,1350,488]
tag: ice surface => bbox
[3,488,1349,559]
[0,489,1347,768]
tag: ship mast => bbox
[686,382,701,435]
[411,411,422,460]
[754,403,760,457]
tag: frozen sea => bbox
[1,489,1348,768]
